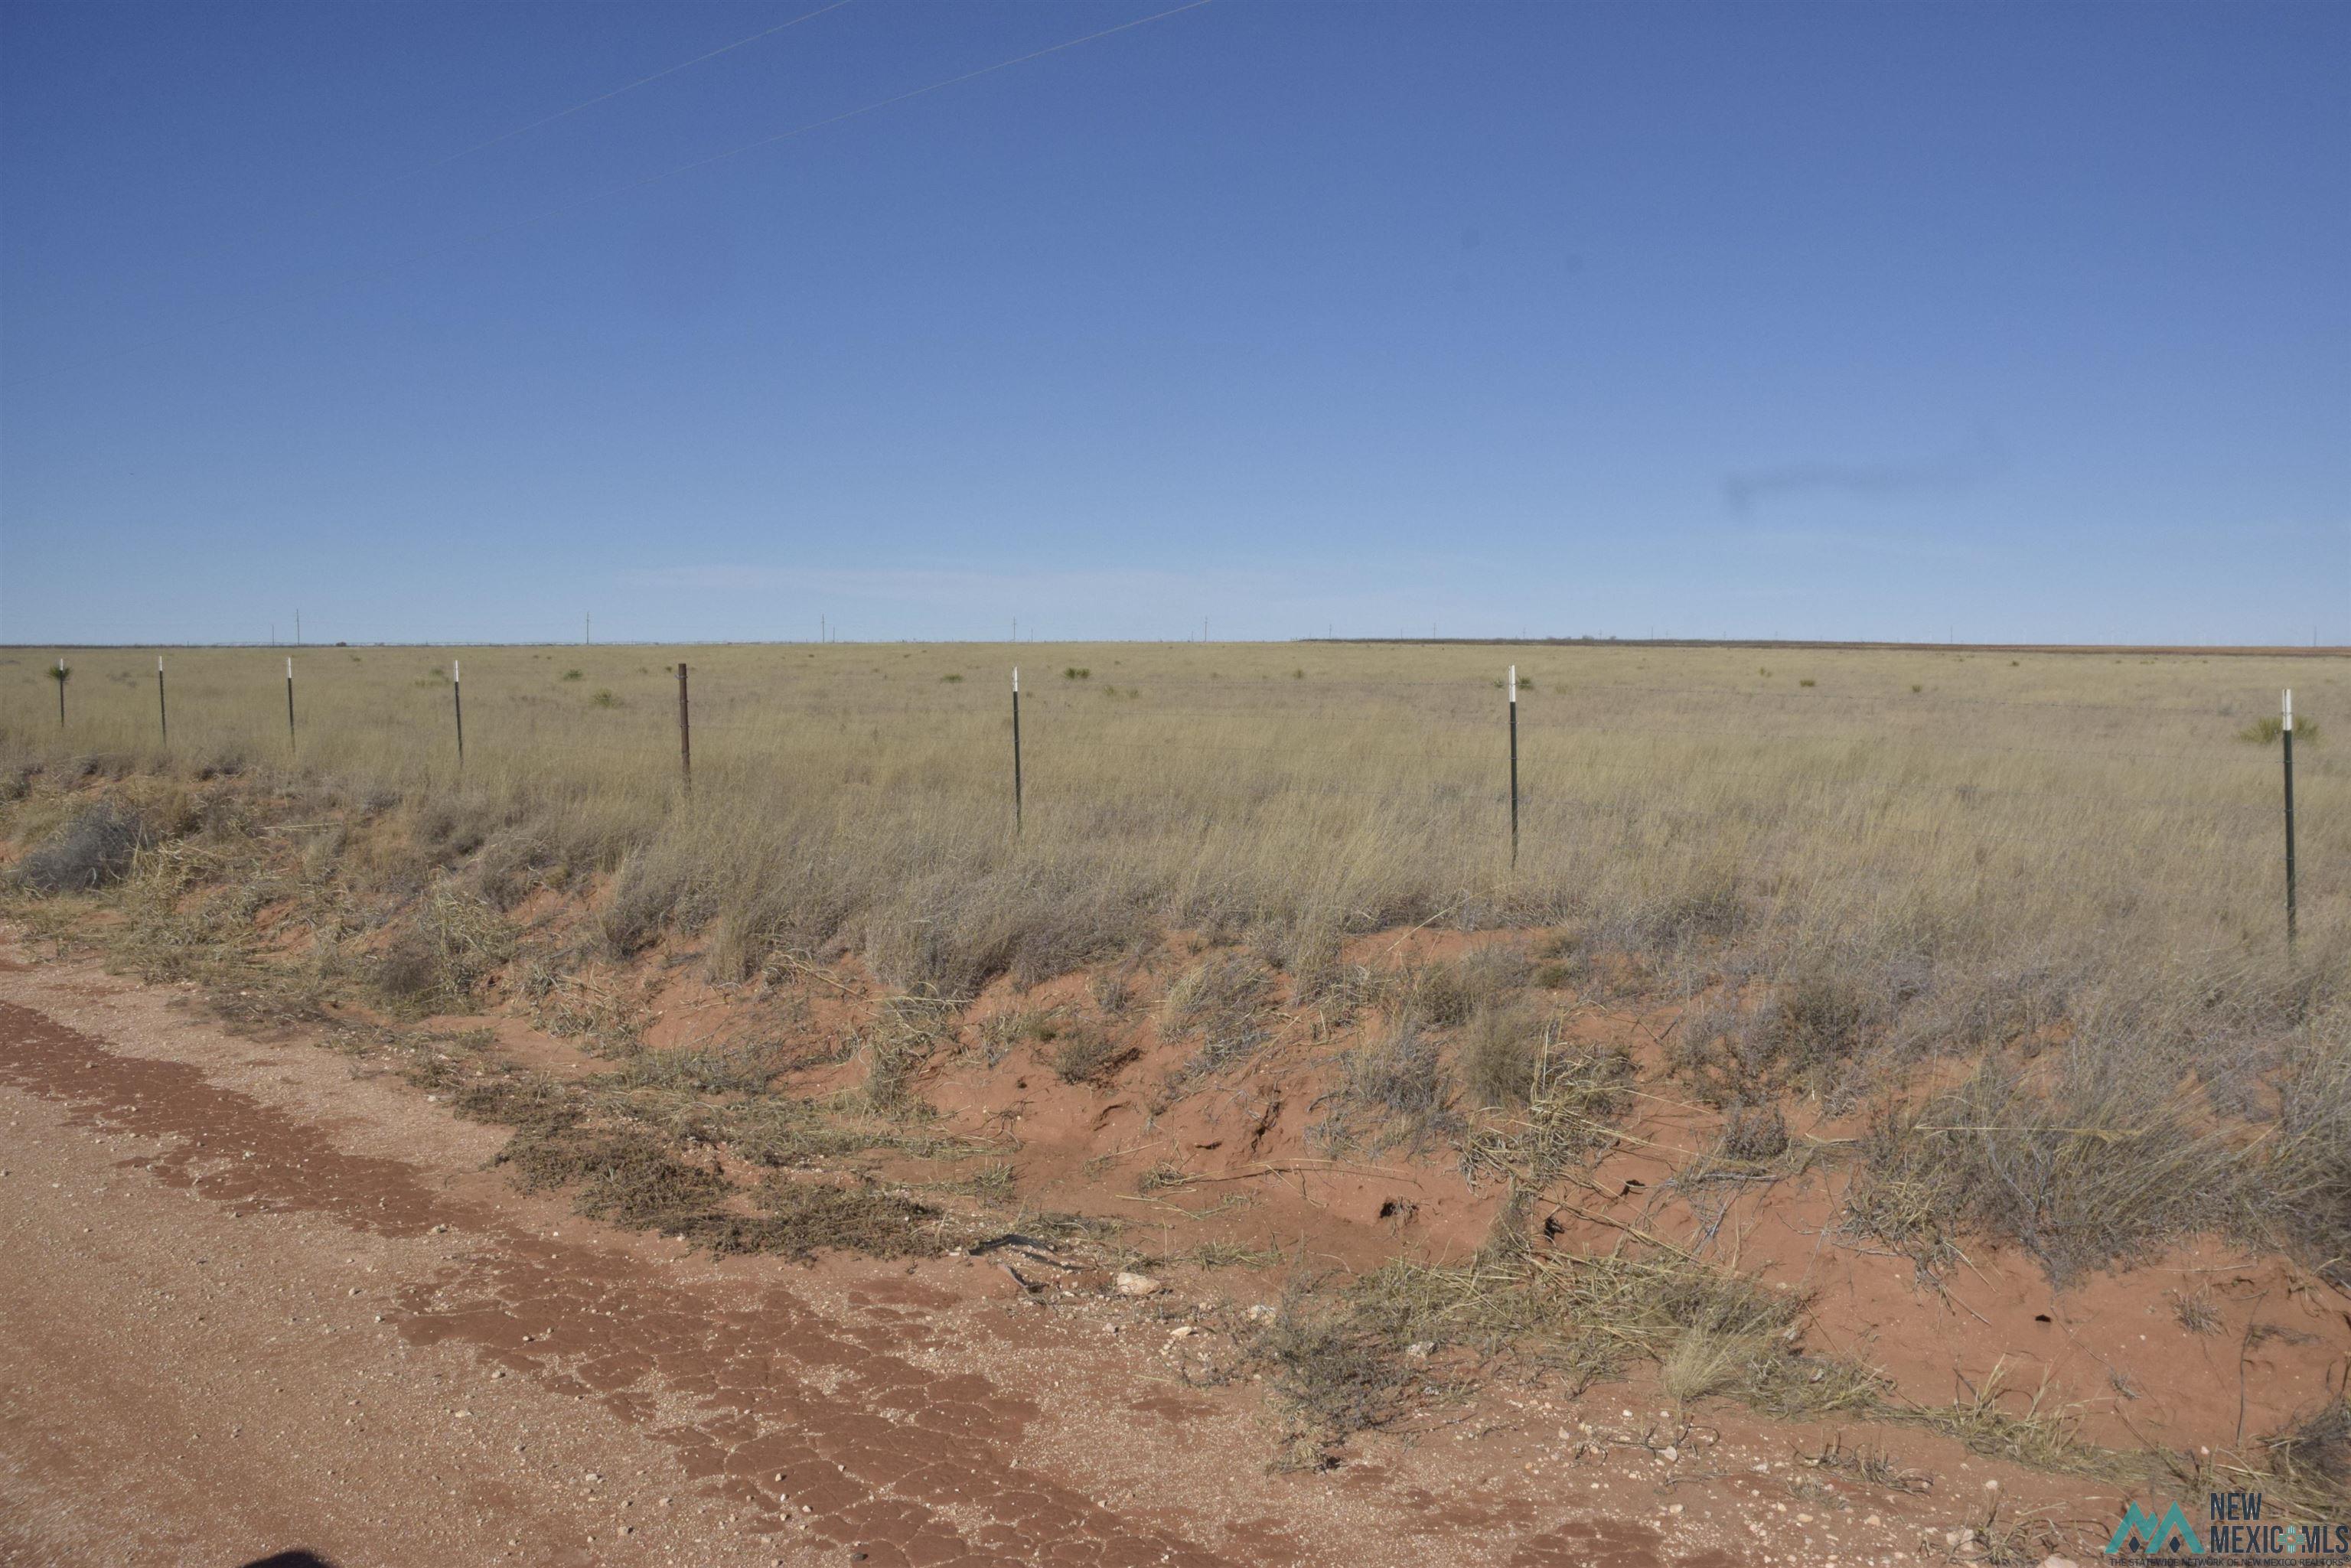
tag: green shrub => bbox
[2240,715,2321,745]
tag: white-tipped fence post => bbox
[285,657,297,754]
[2283,689,2297,951]
[452,659,465,768]
[157,657,167,746]
[55,657,67,729]
[675,662,691,795]
[1508,664,1520,868]
[1011,667,1023,836]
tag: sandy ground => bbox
[0,938,2124,1568]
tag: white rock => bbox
[1112,1271,1163,1297]
[1244,1303,1277,1323]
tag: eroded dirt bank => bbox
[0,940,2167,1568]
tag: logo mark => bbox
[2105,1502,2206,1556]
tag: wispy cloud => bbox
[1723,426,2000,513]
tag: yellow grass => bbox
[0,641,2341,1000]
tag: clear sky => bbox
[2,0,2345,646]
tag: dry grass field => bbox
[1,639,2338,993]
[3,639,2347,1510]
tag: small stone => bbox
[2039,1558,2083,1568]
[1404,1341,1433,1361]
[1169,1325,1198,1338]
[1244,1304,1277,1323]
[1112,1272,1163,1297]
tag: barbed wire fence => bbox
[4,655,2328,950]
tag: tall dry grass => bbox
[2,642,2339,1011]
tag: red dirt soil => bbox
[5,926,2337,1565]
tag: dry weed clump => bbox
[1160,953,1274,1075]
[2263,1397,2351,1504]
[1046,1028,1139,1085]
[1670,967,1881,1109]
[372,881,514,1015]
[1390,947,1529,1030]
[1254,1294,1418,1470]
[1315,1022,1461,1155]
[1458,1035,1635,1187]
[1844,1054,2243,1287]
[8,802,150,892]
[1459,998,1550,1107]
[496,1122,944,1260]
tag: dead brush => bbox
[1670,968,1875,1107]
[1159,953,1274,1076]
[1045,1028,1139,1086]
[6,801,151,893]
[857,992,957,1109]
[1674,1100,1799,1195]
[371,879,515,1016]
[1460,999,1547,1108]
[1898,1358,2128,1479]
[2261,1034,2351,1289]
[1337,1240,1872,1421]
[732,1175,946,1260]
[1845,1056,2242,1287]
[2170,1284,2224,1335]
[604,1039,784,1097]
[1312,1021,1460,1155]
[1798,1433,1932,1495]
[497,1124,731,1231]
[1253,1293,1418,1470]
[976,1004,1063,1068]
[1387,946,1530,1030]
[517,959,648,1054]
[2260,1395,2351,1509]
[1459,1032,1635,1187]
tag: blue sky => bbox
[2,0,2345,645]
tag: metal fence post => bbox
[157,657,167,747]
[2283,688,2297,952]
[285,657,297,754]
[55,658,66,729]
[1508,663,1520,868]
[452,659,465,768]
[1011,666,1023,835]
[677,661,692,794]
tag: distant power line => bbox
[380,0,862,187]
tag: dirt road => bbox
[0,944,2014,1567]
